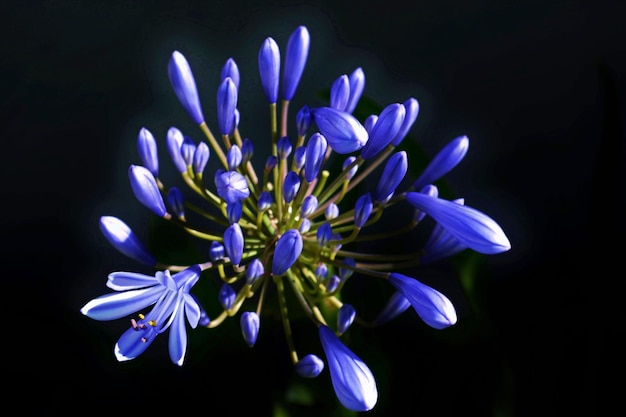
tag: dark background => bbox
[1,0,623,415]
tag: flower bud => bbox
[193,141,210,175]
[421,198,468,264]
[240,311,260,347]
[258,37,280,104]
[354,193,373,228]
[241,138,254,162]
[337,304,356,334]
[217,77,238,136]
[258,191,273,211]
[282,25,310,101]
[330,74,350,111]
[271,229,303,275]
[296,105,311,137]
[221,57,240,89]
[277,136,293,160]
[128,165,167,217]
[316,222,332,247]
[137,127,159,177]
[223,223,244,266]
[283,171,301,203]
[227,200,243,224]
[373,291,411,326]
[374,151,407,203]
[168,51,204,124]
[215,170,250,204]
[209,241,225,261]
[391,97,419,146]
[300,195,318,217]
[293,146,306,171]
[295,354,325,378]
[167,187,185,219]
[342,156,358,180]
[345,67,365,114]
[180,135,196,167]
[311,107,368,154]
[360,103,405,159]
[325,203,339,220]
[219,282,236,310]
[304,132,327,182]
[245,258,265,285]
[167,126,187,173]
[413,135,469,191]
[99,216,156,266]
[227,144,242,170]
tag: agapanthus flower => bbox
[82,24,511,412]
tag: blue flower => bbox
[80,265,202,366]
[319,325,378,411]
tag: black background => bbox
[1,0,624,415]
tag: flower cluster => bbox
[81,25,510,412]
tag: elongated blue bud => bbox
[293,146,306,171]
[311,107,368,154]
[167,187,185,219]
[354,193,373,228]
[283,171,301,203]
[221,57,240,89]
[241,138,254,162]
[295,354,325,378]
[299,218,311,233]
[326,275,341,293]
[282,25,310,101]
[315,263,328,281]
[301,195,318,217]
[345,67,365,114]
[193,141,210,175]
[392,97,419,146]
[227,200,242,224]
[137,127,159,177]
[318,325,378,411]
[342,156,358,180]
[217,77,238,136]
[360,103,405,159]
[181,135,196,166]
[99,216,156,266]
[296,105,311,137]
[317,222,332,246]
[224,223,244,266]
[219,282,236,310]
[227,144,242,170]
[167,127,187,173]
[209,241,225,261]
[168,51,204,124]
[240,311,260,347]
[413,135,469,191]
[271,229,302,275]
[304,132,327,182]
[405,192,511,254]
[363,114,377,133]
[413,184,439,222]
[265,155,277,171]
[325,203,339,220]
[337,304,356,334]
[388,273,457,329]
[330,74,350,111]
[373,291,411,326]
[245,258,265,285]
[215,170,250,204]
[258,37,280,104]
[258,191,273,211]
[374,151,407,203]
[421,198,468,264]
[128,165,167,217]
[277,136,293,159]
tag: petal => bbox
[405,192,511,254]
[183,292,201,328]
[106,271,158,291]
[80,286,164,321]
[168,297,188,366]
[114,324,157,362]
[319,325,378,411]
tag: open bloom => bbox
[82,24,510,412]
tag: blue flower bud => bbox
[217,77,238,136]
[209,241,225,261]
[99,216,156,266]
[326,275,341,293]
[224,223,244,266]
[227,200,243,224]
[137,127,159,177]
[325,203,339,220]
[128,165,167,217]
[337,304,356,334]
[245,258,265,285]
[354,193,373,228]
[391,97,419,146]
[181,135,196,167]
[271,229,303,275]
[296,105,311,137]
[315,262,328,282]
[299,218,310,233]
[311,107,368,154]
[345,67,365,114]
[413,135,469,191]
[215,170,250,204]
[240,311,260,347]
[317,222,332,247]
[363,114,377,133]
[304,132,327,182]
[405,192,511,254]
[283,171,301,203]
[330,74,350,111]
[318,325,378,411]
[342,156,358,180]
[277,136,293,159]
[232,108,240,134]
[360,103,405,159]
[167,126,187,173]
[241,138,254,162]
[388,273,457,329]
[265,155,277,171]
[219,282,236,310]
[293,146,306,170]
[295,354,325,378]
[258,37,280,104]
[373,291,411,326]
[421,198,468,264]
[374,151,407,203]
[339,257,355,280]
[300,195,318,217]
[168,51,204,124]
[221,57,240,89]
[167,187,185,219]
[282,25,310,101]
[193,141,210,175]
[258,191,273,211]
[227,144,242,170]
